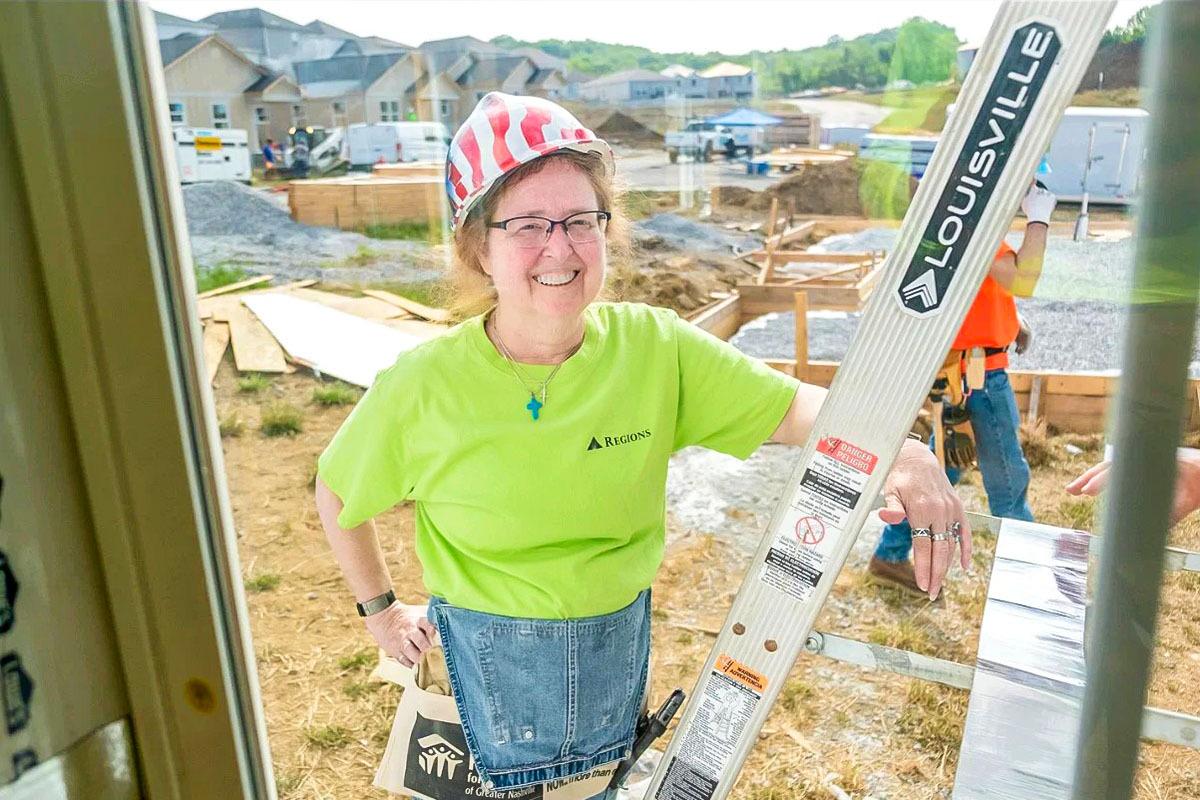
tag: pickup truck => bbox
[663,122,763,163]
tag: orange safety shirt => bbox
[951,241,1018,369]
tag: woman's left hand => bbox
[878,439,972,601]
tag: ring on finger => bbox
[912,527,932,539]
[930,530,953,542]
[950,521,962,543]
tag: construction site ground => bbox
[216,362,1200,800]
[189,154,1183,799]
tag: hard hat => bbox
[445,92,614,229]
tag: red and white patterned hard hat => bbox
[445,92,614,229]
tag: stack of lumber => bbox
[762,112,821,148]
[371,161,443,179]
[289,176,445,229]
[195,278,449,386]
[759,147,853,171]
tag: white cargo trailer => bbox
[172,127,251,184]
[1042,106,1149,205]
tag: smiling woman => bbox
[312,92,966,799]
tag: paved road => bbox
[614,147,780,192]
[780,97,892,128]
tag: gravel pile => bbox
[635,213,759,256]
[732,228,1200,376]
[181,181,441,285]
[182,180,320,240]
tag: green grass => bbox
[343,245,380,267]
[363,280,444,309]
[218,414,244,438]
[360,221,448,244]
[303,724,352,749]
[195,262,250,294]
[337,648,377,671]
[896,680,969,756]
[259,403,303,437]
[311,382,359,407]
[342,681,374,699]
[237,373,271,394]
[244,573,281,592]
[1072,87,1142,107]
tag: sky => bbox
[153,0,1150,54]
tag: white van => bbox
[172,127,252,183]
[347,122,451,168]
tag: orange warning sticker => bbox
[715,654,768,694]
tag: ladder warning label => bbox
[759,437,876,602]
[654,663,762,800]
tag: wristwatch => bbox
[356,589,396,617]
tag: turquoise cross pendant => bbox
[526,393,543,421]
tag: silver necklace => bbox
[488,315,579,421]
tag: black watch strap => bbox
[356,589,396,617]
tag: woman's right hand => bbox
[363,602,438,668]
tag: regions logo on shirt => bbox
[586,429,652,451]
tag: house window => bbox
[380,100,400,122]
[331,101,347,127]
[253,106,268,124]
[168,101,185,126]
[439,100,451,118]
[291,104,306,126]
[211,102,230,129]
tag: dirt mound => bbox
[1078,40,1142,92]
[767,157,918,218]
[594,110,663,147]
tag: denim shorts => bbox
[428,590,651,791]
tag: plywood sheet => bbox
[224,301,288,373]
[242,294,439,387]
[286,287,408,321]
[201,321,230,384]
[361,289,453,323]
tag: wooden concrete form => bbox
[703,293,1194,435]
[371,161,443,179]
[761,112,821,148]
[288,176,444,229]
[737,264,881,314]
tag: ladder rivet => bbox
[764,639,778,652]
[732,623,745,635]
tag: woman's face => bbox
[482,158,607,324]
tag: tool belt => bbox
[929,345,1007,470]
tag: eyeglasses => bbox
[487,211,611,249]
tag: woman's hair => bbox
[448,149,630,319]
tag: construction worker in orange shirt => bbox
[871,180,1057,600]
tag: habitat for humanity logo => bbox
[416,733,465,779]
[587,429,652,451]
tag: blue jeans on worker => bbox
[876,368,1034,562]
[428,590,651,792]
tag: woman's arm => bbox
[315,478,436,666]
[768,384,972,601]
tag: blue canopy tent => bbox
[704,108,784,126]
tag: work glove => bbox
[1021,184,1057,225]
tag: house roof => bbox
[457,55,528,87]
[418,35,499,53]
[158,33,209,67]
[510,47,566,70]
[202,8,306,31]
[303,19,359,39]
[293,52,406,89]
[584,69,670,87]
[698,61,752,78]
[300,79,365,99]
[153,10,216,32]
[661,64,695,78]
[358,35,412,52]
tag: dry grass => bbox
[260,403,304,437]
[210,357,1200,800]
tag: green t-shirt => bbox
[317,302,798,619]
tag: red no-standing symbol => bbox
[795,516,825,546]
